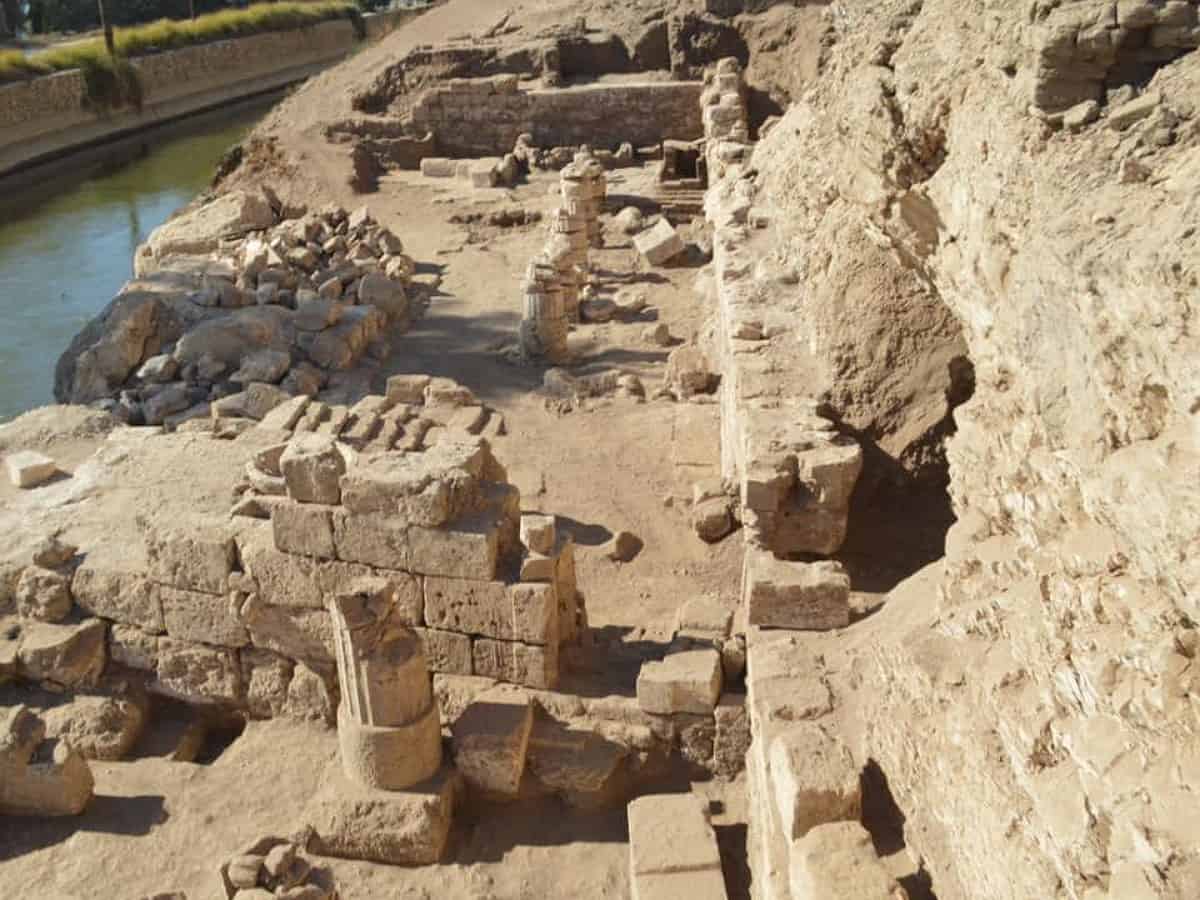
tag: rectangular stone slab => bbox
[306,763,461,866]
[742,552,850,631]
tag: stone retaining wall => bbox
[407,76,704,159]
[0,10,420,179]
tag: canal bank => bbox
[0,96,273,422]
[0,7,423,181]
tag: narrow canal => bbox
[0,98,273,422]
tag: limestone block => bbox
[160,586,249,648]
[526,716,628,804]
[259,395,311,431]
[770,722,861,841]
[337,700,442,791]
[415,627,473,675]
[307,763,460,865]
[332,512,410,570]
[451,683,533,798]
[790,822,906,900]
[713,693,749,778]
[468,158,501,188]
[743,554,851,630]
[425,578,557,645]
[212,383,290,421]
[520,514,557,555]
[424,377,477,408]
[637,649,722,715]
[146,519,237,595]
[109,624,160,671]
[676,597,733,642]
[0,708,94,816]
[634,219,686,266]
[473,637,558,689]
[283,662,337,725]
[628,793,723,876]
[240,648,295,719]
[338,453,475,526]
[280,434,347,505]
[17,619,106,688]
[633,869,730,900]
[385,374,431,405]
[5,450,58,488]
[272,502,336,560]
[797,440,862,510]
[155,638,242,704]
[420,157,457,178]
[40,691,148,761]
[407,519,502,580]
[242,594,335,667]
[15,566,73,622]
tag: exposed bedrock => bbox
[740,1,1200,898]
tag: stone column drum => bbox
[560,164,602,252]
[544,226,583,323]
[519,262,569,363]
[330,585,442,791]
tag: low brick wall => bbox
[0,11,418,179]
[408,76,704,158]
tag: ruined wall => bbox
[739,1,1200,898]
[407,76,703,158]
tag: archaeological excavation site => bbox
[1,0,1198,898]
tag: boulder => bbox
[357,274,408,325]
[231,350,292,385]
[142,383,192,426]
[212,383,290,421]
[17,619,107,688]
[41,690,148,761]
[613,206,645,234]
[15,566,73,622]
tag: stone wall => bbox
[407,75,704,159]
[0,18,366,178]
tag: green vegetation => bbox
[0,2,362,105]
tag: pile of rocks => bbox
[220,836,335,899]
[58,191,417,429]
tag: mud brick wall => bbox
[408,76,704,158]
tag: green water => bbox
[0,101,270,422]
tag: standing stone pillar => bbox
[519,261,570,363]
[561,164,603,254]
[545,212,585,323]
[330,581,442,791]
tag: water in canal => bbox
[0,98,273,422]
